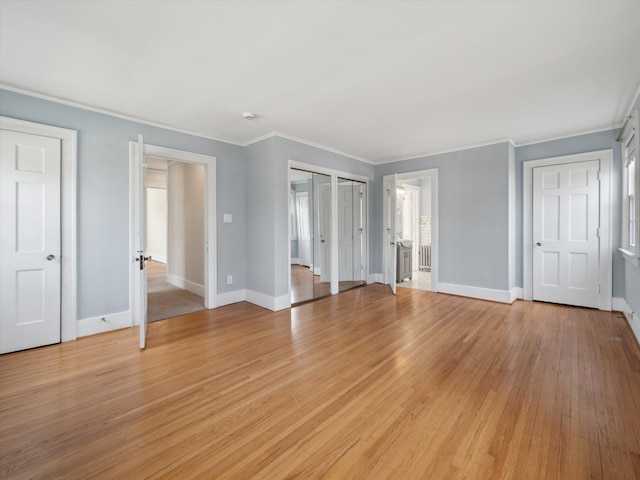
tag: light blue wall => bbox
[515,129,623,297]
[245,138,279,296]
[244,136,375,298]
[375,142,513,291]
[0,89,246,320]
[2,88,633,314]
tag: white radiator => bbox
[419,245,431,272]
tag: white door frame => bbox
[0,116,77,342]
[287,160,369,305]
[523,149,612,310]
[129,142,216,325]
[383,169,439,293]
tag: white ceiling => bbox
[1,1,639,164]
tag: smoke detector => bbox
[243,112,256,120]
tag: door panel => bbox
[0,129,61,353]
[532,160,599,308]
[135,135,149,349]
[383,175,397,294]
[318,182,332,284]
[338,182,354,282]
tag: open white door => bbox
[133,134,150,348]
[383,174,398,294]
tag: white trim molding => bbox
[77,311,131,338]
[216,289,247,308]
[617,297,640,346]
[438,282,518,304]
[246,290,290,312]
[166,274,205,298]
[129,142,217,322]
[1,116,77,342]
[523,149,613,311]
[368,273,384,284]
[382,169,439,295]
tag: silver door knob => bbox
[536,242,542,247]
[47,254,56,261]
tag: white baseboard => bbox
[216,289,290,311]
[147,253,166,264]
[612,297,626,312]
[618,298,640,346]
[166,273,205,297]
[512,287,523,302]
[216,289,246,307]
[438,282,517,304]
[77,310,131,338]
[246,290,291,311]
[368,273,384,284]
[290,258,299,265]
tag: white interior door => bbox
[383,175,397,294]
[296,192,311,267]
[134,134,150,348]
[532,160,600,308]
[0,129,61,353]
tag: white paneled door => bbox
[383,174,398,294]
[0,129,61,354]
[532,160,600,308]
[134,135,150,349]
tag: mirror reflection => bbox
[290,169,331,304]
[338,178,367,292]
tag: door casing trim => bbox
[523,149,612,310]
[129,142,217,327]
[1,116,77,341]
[382,169,439,294]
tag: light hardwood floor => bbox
[1,285,639,479]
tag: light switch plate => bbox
[224,214,232,223]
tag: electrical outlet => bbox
[227,275,233,285]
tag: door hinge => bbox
[598,285,601,294]
[596,227,600,238]
[597,170,601,181]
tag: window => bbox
[620,110,640,266]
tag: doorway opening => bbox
[145,157,206,322]
[130,141,217,344]
[383,169,438,294]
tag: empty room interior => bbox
[1,1,640,479]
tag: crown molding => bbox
[0,84,245,146]
[378,137,514,165]
[515,125,621,148]
[626,83,640,117]
[244,131,374,164]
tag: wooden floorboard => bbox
[1,285,639,479]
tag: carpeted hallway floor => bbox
[147,261,204,322]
